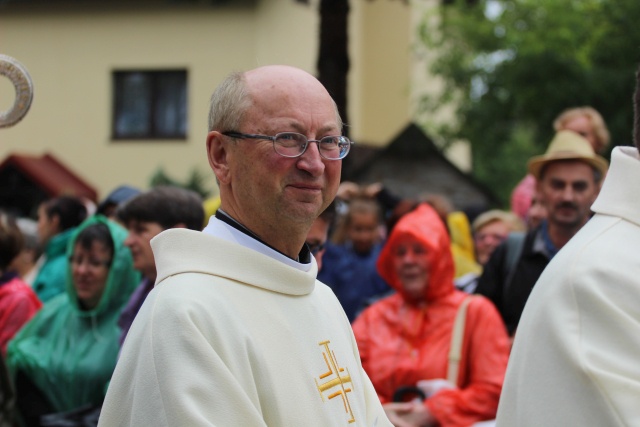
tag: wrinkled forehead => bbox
[539,159,597,181]
[244,67,341,130]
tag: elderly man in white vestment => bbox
[98,66,392,427]
[496,68,640,426]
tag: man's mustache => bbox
[555,202,578,211]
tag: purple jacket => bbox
[118,277,154,346]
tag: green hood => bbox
[66,215,139,317]
[32,227,77,302]
[7,215,140,412]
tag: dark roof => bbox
[346,123,454,175]
[0,152,98,202]
[343,123,499,208]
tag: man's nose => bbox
[297,142,325,176]
[561,185,575,200]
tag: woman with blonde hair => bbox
[553,106,610,154]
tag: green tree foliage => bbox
[419,0,640,205]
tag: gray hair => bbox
[207,71,251,132]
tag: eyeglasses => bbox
[222,131,353,160]
[69,256,111,269]
[307,241,326,255]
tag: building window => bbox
[112,70,187,140]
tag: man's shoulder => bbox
[152,232,318,299]
[152,227,206,249]
[552,213,636,271]
[530,214,636,305]
[151,229,240,276]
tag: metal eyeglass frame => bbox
[222,131,353,160]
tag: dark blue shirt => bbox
[318,242,391,322]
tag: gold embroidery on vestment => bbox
[314,340,355,424]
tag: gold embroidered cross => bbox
[314,340,355,424]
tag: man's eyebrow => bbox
[287,121,341,135]
[318,123,341,135]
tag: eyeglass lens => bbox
[274,133,349,159]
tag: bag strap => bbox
[447,295,475,385]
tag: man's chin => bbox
[552,216,582,228]
[282,201,324,222]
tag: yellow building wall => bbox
[0,0,318,201]
[349,0,468,169]
[349,0,412,146]
[1,0,465,203]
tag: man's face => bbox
[124,220,164,280]
[538,161,599,230]
[223,67,342,235]
[306,217,330,270]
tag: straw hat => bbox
[527,130,608,180]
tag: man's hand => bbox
[383,401,437,427]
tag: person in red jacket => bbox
[353,203,510,427]
[0,211,42,356]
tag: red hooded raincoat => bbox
[352,204,509,427]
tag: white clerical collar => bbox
[202,214,312,272]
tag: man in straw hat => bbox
[476,130,608,338]
[496,71,640,427]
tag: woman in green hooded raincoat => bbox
[7,215,139,426]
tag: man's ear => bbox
[207,131,231,184]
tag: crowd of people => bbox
[0,63,637,427]
[0,186,205,426]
